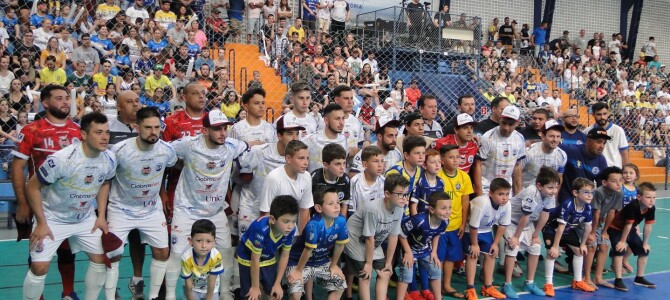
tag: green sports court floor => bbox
[1,198,670,299]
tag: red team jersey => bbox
[432,134,479,173]
[12,119,82,177]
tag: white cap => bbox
[374,116,401,133]
[543,119,564,132]
[203,109,232,127]
[456,113,476,127]
[501,106,521,121]
[384,97,394,104]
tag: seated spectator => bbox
[39,55,66,86]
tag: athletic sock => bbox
[572,255,584,281]
[57,249,76,295]
[105,262,120,300]
[545,259,555,284]
[149,259,168,298]
[165,253,182,300]
[85,262,107,300]
[24,270,46,300]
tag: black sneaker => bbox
[634,276,657,288]
[614,278,628,292]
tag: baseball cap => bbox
[374,116,401,134]
[153,64,164,71]
[455,113,476,127]
[501,105,521,121]
[275,115,306,133]
[587,127,612,140]
[543,119,564,132]
[203,109,233,128]
[384,97,394,104]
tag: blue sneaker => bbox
[523,281,547,296]
[502,283,519,299]
[61,291,80,300]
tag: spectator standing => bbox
[329,0,349,41]
[475,97,510,137]
[641,36,656,62]
[406,0,423,43]
[302,0,319,33]
[531,21,548,58]
[443,94,476,134]
[585,102,629,167]
[558,128,609,203]
[405,79,421,107]
[498,17,514,52]
[247,0,264,44]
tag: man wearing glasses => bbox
[560,109,586,145]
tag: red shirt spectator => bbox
[432,133,479,172]
[405,80,422,106]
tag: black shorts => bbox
[607,228,649,257]
[344,254,386,277]
[543,230,582,249]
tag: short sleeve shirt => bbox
[12,119,81,177]
[476,127,526,193]
[467,195,512,233]
[289,214,349,266]
[180,247,224,293]
[400,212,448,258]
[345,197,403,261]
[509,185,555,227]
[237,216,296,266]
[438,168,474,231]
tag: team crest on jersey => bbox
[455,183,462,190]
[142,190,150,196]
[338,192,345,200]
[205,184,213,190]
[576,160,582,168]
[58,136,70,148]
[171,235,177,245]
[84,174,94,184]
[47,159,55,168]
[503,145,510,157]
[98,175,105,183]
[592,167,600,175]
[16,133,24,143]
[207,161,216,170]
[344,131,350,138]
[468,156,474,163]
[142,166,152,175]
[156,163,164,172]
[34,244,44,253]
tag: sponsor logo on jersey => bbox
[156,163,164,172]
[98,175,104,183]
[39,166,49,177]
[338,191,344,200]
[328,234,338,242]
[142,166,152,175]
[592,167,600,175]
[84,174,94,184]
[80,201,87,207]
[205,184,213,190]
[207,161,216,170]
[142,190,150,196]
[47,159,55,168]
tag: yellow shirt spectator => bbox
[145,74,173,96]
[221,102,240,119]
[438,168,473,231]
[155,10,177,30]
[95,3,121,21]
[91,73,117,95]
[288,26,306,43]
[39,67,67,86]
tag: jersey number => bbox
[43,138,54,149]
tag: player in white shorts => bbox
[23,112,117,300]
[164,109,249,300]
[105,107,178,300]
[237,115,304,235]
[521,120,567,187]
[303,103,348,172]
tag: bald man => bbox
[560,108,587,145]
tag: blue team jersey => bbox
[147,39,169,53]
[115,55,131,68]
[90,35,114,51]
[561,130,587,146]
[29,14,54,28]
[386,162,423,220]
[622,185,637,208]
[400,212,448,258]
[413,173,445,213]
[3,16,17,37]
[53,16,66,26]
[237,216,295,267]
[558,144,607,203]
[546,198,593,235]
[186,42,201,58]
[134,58,155,76]
[289,214,349,266]
[145,100,171,116]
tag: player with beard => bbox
[521,120,567,187]
[561,109,586,145]
[12,85,83,300]
[585,102,629,167]
[165,109,249,300]
[106,107,178,300]
[303,103,348,172]
[349,116,402,177]
[432,113,479,172]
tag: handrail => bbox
[240,67,248,94]
[265,107,275,123]
[229,48,236,87]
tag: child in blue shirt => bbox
[2,7,18,41]
[237,195,299,300]
[286,187,349,300]
[397,191,450,300]
[386,135,426,219]
[413,149,445,213]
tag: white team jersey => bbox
[36,143,117,224]
[477,127,526,193]
[521,142,567,188]
[228,119,277,144]
[509,185,555,226]
[343,114,364,151]
[277,110,323,138]
[467,194,512,233]
[302,131,348,172]
[348,172,385,213]
[171,136,249,218]
[584,123,628,167]
[349,148,402,174]
[237,143,286,217]
[259,165,313,213]
[109,138,178,218]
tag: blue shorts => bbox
[437,230,464,262]
[462,232,494,255]
[239,263,277,297]
[397,255,442,283]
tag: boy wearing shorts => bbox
[182,220,225,300]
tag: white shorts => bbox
[31,217,104,262]
[237,207,259,236]
[503,223,541,257]
[171,212,232,256]
[108,210,169,249]
[285,263,347,295]
[318,18,331,33]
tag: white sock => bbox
[132,276,143,285]
[526,280,534,284]
[105,262,120,300]
[165,253,182,300]
[85,262,107,300]
[545,259,555,284]
[573,255,584,282]
[23,270,46,300]
[149,259,168,298]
